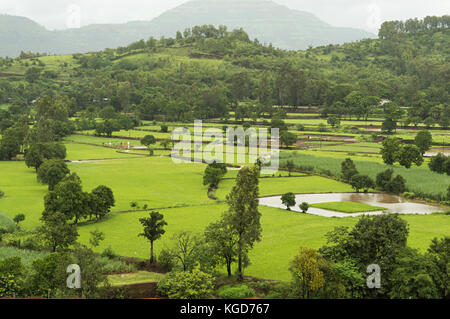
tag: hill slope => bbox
[0,0,374,57]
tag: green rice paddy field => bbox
[0,134,449,281]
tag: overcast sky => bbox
[1,0,449,33]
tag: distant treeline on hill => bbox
[379,15,450,38]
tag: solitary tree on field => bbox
[139,211,167,264]
[281,193,296,210]
[299,202,309,213]
[141,135,157,156]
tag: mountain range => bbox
[0,0,375,57]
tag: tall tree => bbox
[139,211,167,264]
[224,165,261,281]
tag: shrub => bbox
[385,175,407,194]
[101,246,117,259]
[376,169,394,190]
[0,190,4,198]
[265,282,292,299]
[217,284,256,299]
[159,248,176,272]
[429,153,450,175]
[98,257,136,274]
[157,269,214,299]
[350,174,374,193]
[0,212,16,234]
[299,202,309,213]
[341,158,358,182]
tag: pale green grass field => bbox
[311,201,386,213]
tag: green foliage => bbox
[217,284,256,299]
[280,131,297,148]
[25,143,67,171]
[37,159,70,190]
[341,158,358,182]
[429,153,450,175]
[414,130,433,155]
[157,269,214,299]
[90,185,115,220]
[381,138,400,165]
[203,166,226,188]
[327,116,341,128]
[0,211,16,233]
[43,173,91,224]
[27,252,74,298]
[390,248,438,299]
[281,192,296,210]
[290,247,325,298]
[89,229,105,248]
[299,202,309,213]
[141,135,157,155]
[225,166,261,280]
[0,273,20,297]
[350,174,374,193]
[38,212,79,252]
[320,214,410,297]
[139,211,167,264]
[426,237,449,298]
[204,216,238,277]
[397,145,423,169]
[376,169,407,194]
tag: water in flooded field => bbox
[259,193,448,218]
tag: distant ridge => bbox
[0,0,375,57]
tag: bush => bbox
[157,269,214,299]
[159,248,176,272]
[299,202,309,213]
[101,246,117,259]
[385,175,407,194]
[0,211,16,234]
[265,282,292,299]
[0,190,4,198]
[98,256,136,274]
[217,284,256,299]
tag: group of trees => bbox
[340,158,374,193]
[0,242,109,298]
[37,173,115,252]
[380,137,425,169]
[341,158,407,194]
[286,214,449,299]
[429,153,450,175]
[280,193,309,213]
[137,165,262,299]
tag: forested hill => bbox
[145,0,374,50]
[0,16,448,129]
[0,0,374,57]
